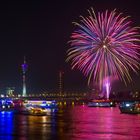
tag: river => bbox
[0,105,140,140]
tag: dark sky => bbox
[0,0,140,93]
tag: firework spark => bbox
[66,8,140,87]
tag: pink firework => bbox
[66,8,140,86]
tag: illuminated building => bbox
[6,87,15,96]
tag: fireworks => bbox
[66,8,140,87]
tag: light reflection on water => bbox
[0,106,140,140]
[0,111,14,140]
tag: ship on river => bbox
[119,101,140,114]
[19,100,57,116]
[88,99,116,107]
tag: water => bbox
[0,106,140,140]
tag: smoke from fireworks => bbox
[66,8,140,87]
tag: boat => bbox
[23,100,57,108]
[119,101,140,114]
[18,100,57,116]
[88,99,116,107]
[20,105,51,116]
[0,99,15,111]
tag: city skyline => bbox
[0,0,140,93]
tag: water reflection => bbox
[13,108,57,140]
[63,106,140,140]
[0,106,140,140]
[0,111,14,140]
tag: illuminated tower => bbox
[59,71,64,96]
[22,56,28,97]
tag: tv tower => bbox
[21,56,28,97]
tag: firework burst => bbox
[66,8,140,86]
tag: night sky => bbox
[0,0,140,94]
